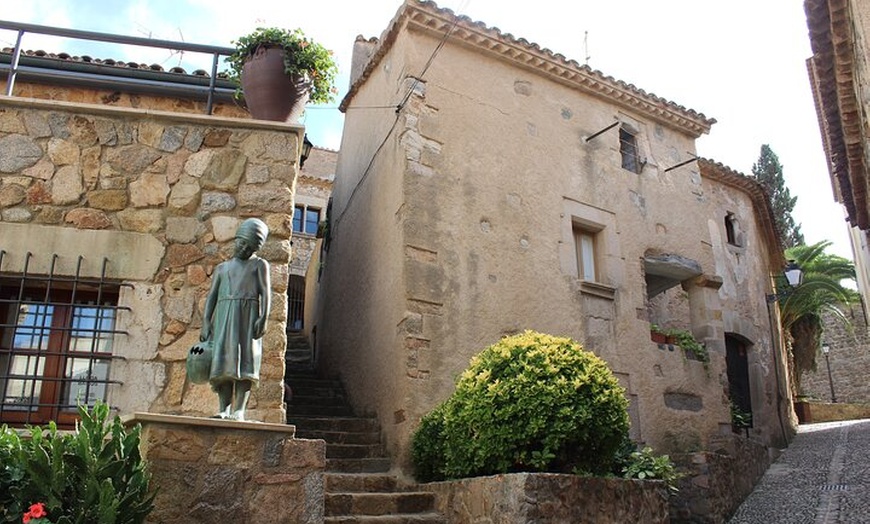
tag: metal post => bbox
[5,29,25,96]
[824,351,837,403]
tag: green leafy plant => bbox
[667,328,708,363]
[226,27,338,104]
[730,402,752,429]
[0,402,154,524]
[411,331,630,481]
[621,446,682,493]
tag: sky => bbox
[1,0,853,261]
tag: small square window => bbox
[293,205,320,236]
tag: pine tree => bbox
[751,144,804,247]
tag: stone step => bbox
[325,473,399,493]
[289,416,379,433]
[286,349,313,361]
[285,377,344,391]
[326,443,384,459]
[295,428,381,445]
[327,457,392,473]
[324,514,446,524]
[288,384,347,396]
[325,492,437,517]
[291,393,349,407]
[289,404,355,417]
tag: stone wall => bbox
[0,95,302,422]
[424,473,669,524]
[9,79,248,119]
[670,434,771,523]
[128,413,324,524]
[794,400,870,423]
[801,305,870,404]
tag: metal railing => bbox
[0,19,235,114]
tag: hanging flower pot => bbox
[227,27,338,123]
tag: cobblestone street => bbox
[729,419,870,523]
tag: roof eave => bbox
[341,0,715,138]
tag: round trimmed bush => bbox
[412,331,629,481]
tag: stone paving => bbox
[728,419,870,523]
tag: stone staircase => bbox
[285,367,445,524]
[286,331,316,370]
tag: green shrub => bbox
[0,402,154,524]
[412,331,630,481]
[410,404,447,483]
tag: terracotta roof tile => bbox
[1,47,230,79]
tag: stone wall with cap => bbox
[0,95,302,423]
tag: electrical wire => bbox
[330,2,467,234]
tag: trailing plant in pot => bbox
[226,27,338,122]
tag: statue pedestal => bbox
[125,413,325,524]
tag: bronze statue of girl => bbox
[200,218,271,420]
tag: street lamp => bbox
[822,342,837,403]
[299,134,313,168]
[767,260,803,303]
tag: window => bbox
[0,281,120,426]
[619,126,641,173]
[725,213,742,247]
[287,275,305,332]
[293,205,320,236]
[573,225,598,281]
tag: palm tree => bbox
[777,241,859,393]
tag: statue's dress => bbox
[208,256,265,386]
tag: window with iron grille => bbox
[292,205,321,236]
[0,267,124,427]
[619,126,641,174]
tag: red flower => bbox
[28,504,47,518]
[23,502,48,523]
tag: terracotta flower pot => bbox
[650,331,667,344]
[241,46,310,122]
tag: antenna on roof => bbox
[584,31,590,66]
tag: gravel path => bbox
[728,419,870,524]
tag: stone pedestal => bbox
[125,413,324,524]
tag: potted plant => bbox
[226,27,338,122]
[650,324,668,344]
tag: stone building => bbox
[0,42,304,425]
[289,146,335,334]
[804,0,870,408]
[315,0,794,474]
[806,0,870,312]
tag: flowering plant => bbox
[226,27,339,104]
[22,502,52,523]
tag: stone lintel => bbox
[685,274,724,290]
